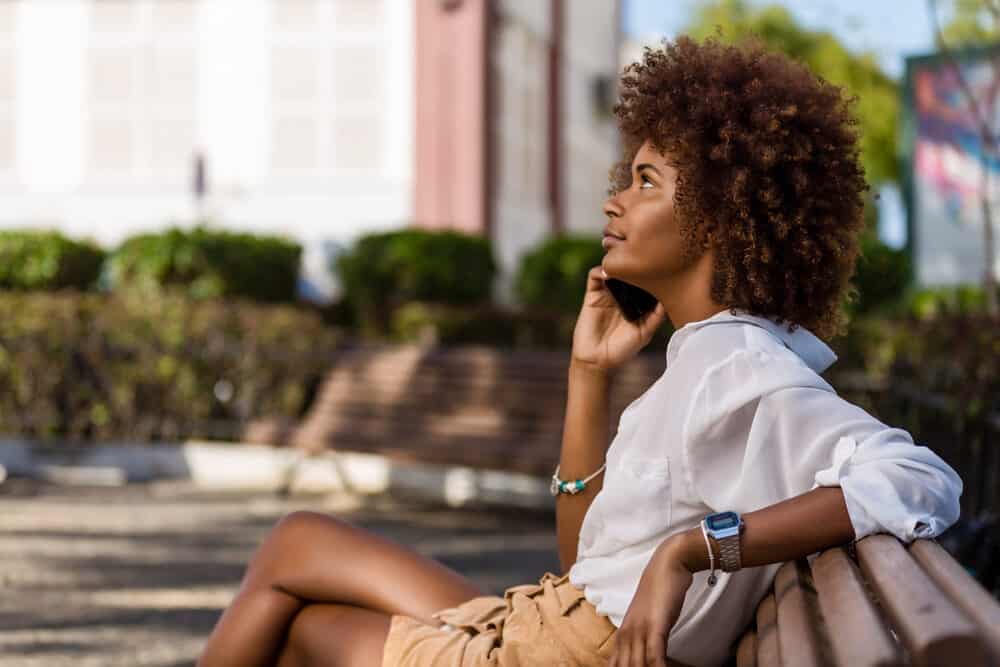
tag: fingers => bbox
[586,265,608,292]
[609,628,669,667]
[646,633,669,667]
[632,632,646,667]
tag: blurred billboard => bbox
[901,44,1000,287]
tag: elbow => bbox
[840,455,964,543]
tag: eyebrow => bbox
[635,163,662,176]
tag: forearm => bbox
[673,486,856,573]
[556,360,614,573]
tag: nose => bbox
[603,192,624,219]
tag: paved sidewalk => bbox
[0,478,560,667]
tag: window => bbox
[269,0,386,179]
[85,0,197,186]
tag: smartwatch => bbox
[702,510,745,573]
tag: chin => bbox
[603,260,650,289]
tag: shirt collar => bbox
[664,308,838,374]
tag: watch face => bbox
[706,511,740,531]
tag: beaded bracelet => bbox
[550,463,607,496]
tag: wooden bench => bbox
[285,343,999,665]
[287,342,664,476]
[734,534,1000,667]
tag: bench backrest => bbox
[289,343,664,475]
[736,535,1000,667]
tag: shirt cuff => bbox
[809,434,961,543]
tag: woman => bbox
[198,35,962,667]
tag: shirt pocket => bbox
[598,453,673,548]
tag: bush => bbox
[389,301,570,348]
[848,232,913,315]
[0,291,340,442]
[514,234,605,314]
[108,226,301,302]
[901,284,994,319]
[334,229,496,335]
[0,230,106,291]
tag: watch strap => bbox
[717,525,743,572]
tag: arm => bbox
[556,360,614,573]
[670,485,855,573]
[683,349,963,544]
[607,486,855,666]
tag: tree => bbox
[938,0,1000,44]
[681,0,909,312]
[683,0,900,187]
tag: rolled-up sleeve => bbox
[811,427,963,542]
[683,348,963,544]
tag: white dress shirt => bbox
[567,308,963,667]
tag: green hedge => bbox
[334,229,496,335]
[390,301,569,348]
[514,234,605,315]
[0,230,105,291]
[107,226,301,302]
[0,291,340,442]
[848,232,913,316]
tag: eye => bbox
[639,173,654,189]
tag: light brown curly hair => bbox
[610,34,870,342]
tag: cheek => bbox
[633,211,681,255]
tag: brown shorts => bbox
[380,571,618,666]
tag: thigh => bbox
[277,602,391,667]
[263,510,491,626]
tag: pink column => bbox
[413,0,490,236]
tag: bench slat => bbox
[810,546,901,667]
[856,535,989,666]
[909,539,1000,664]
[774,558,830,667]
[755,591,782,666]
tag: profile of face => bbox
[601,138,701,293]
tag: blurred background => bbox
[0,1,997,665]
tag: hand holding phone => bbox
[605,277,659,323]
[571,267,666,371]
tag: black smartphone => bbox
[605,277,659,323]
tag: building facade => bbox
[0,0,620,303]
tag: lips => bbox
[603,226,625,240]
[602,235,623,249]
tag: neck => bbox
[648,252,727,330]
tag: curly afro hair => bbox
[609,34,870,342]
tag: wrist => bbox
[672,525,719,574]
[569,357,616,382]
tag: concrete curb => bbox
[0,438,555,511]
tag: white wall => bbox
[0,0,415,302]
[489,0,620,306]
[562,0,619,239]
[490,0,552,305]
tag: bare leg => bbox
[197,510,490,667]
[275,603,391,667]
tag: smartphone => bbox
[605,277,659,323]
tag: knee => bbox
[284,604,321,659]
[250,511,340,578]
[284,604,352,665]
[273,510,332,537]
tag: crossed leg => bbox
[197,510,492,667]
[275,603,391,667]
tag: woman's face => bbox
[601,139,697,292]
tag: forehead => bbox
[633,139,671,166]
